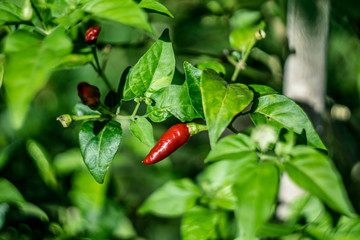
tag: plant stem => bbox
[231,60,246,82]
[91,46,113,90]
[130,102,141,120]
[98,105,116,118]
[72,115,101,121]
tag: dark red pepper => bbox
[77,82,101,107]
[85,26,101,45]
[142,123,207,165]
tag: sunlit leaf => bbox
[201,70,253,147]
[197,61,226,75]
[249,94,326,150]
[82,0,152,32]
[184,61,204,118]
[233,161,279,239]
[138,178,202,217]
[138,0,174,18]
[205,133,256,163]
[285,146,354,216]
[181,206,219,240]
[129,29,175,97]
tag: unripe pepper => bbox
[143,123,207,165]
[77,82,101,107]
[85,26,101,45]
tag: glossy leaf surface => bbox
[201,70,253,147]
[79,121,122,184]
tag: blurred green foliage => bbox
[0,0,360,239]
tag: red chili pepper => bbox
[142,123,207,165]
[85,26,101,45]
[77,82,101,107]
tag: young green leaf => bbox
[198,153,258,211]
[201,70,253,147]
[129,117,155,147]
[79,121,122,184]
[184,61,204,118]
[138,178,201,217]
[233,161,279,239]
[147,85,202,122]
[205,133,256,163]
[4,28,72,129]
[229,21,265,53]
[249,94,326,150]
[138,0,174,18]
[128,29,175,97]
[181,206,220,240]
[284,146,354,216]
[82,0,152,32]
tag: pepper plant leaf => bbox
[229,21,265,53]
[284,146,354,216]
[249,94,326,150]
[249,84,278,96]
[233,161,279,239]
[138,0,174,18]
[0,2,23,23]
[129,117,155,147]
[128,29,175,97]
[79,120,122,184]
[3,27,72,129]
[184,61,204,118]
[82,0,152,32]
[138,178,202,217]
[147,85,202,122]
[205,133,256,163]
[181,206,220,240]
[201,70,253,147]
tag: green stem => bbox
[91,46,113,90]
[30,0,47,32]
[130,102,141,120]
[72,115,101,121]
[231,60,246,82]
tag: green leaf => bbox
[3,28,72,129]
[184,61,204,118]
[26,140,58,190]
[122,67,137,101]
[56,53,93,70]
[73,103,100,116]
[129,117,155,147]
[147,85,202,122]
[82,0,152,32]
[256,223,299,238]
[129,29,175,97]
[249,84,277,96]
[138,178,202,217]
[0,55,4,88]
[79,120,122,184]
[198,153,258,211]
[197,61,226,75]
[0,178,26,204]
[53,9,85,29]
[181,206,219,240]
[205,133,256,163]
[138,0,174,18]
[201,70,253,147]
[53,148,84,175]
[284,146,354,216]
[0,2,23,23]
[233,161,279,239]
[229,22,265,53]
[249,94,326,150]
